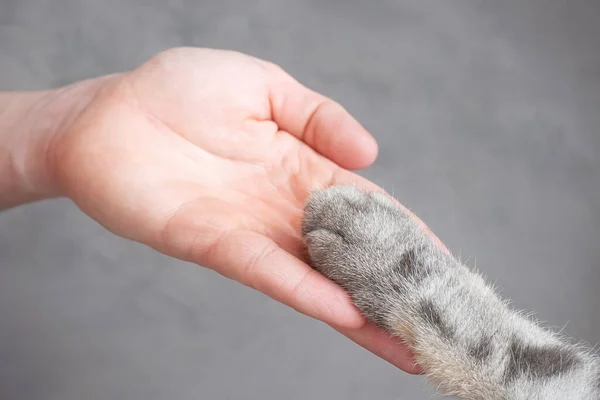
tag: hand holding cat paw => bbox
[46,47,420,373]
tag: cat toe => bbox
[302,186,369,235]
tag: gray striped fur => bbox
[302,186,599,400]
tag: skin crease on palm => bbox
[13,47,451,374]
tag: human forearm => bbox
[0,79,107,210]
[0,90,57,208]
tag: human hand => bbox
[36,48,421,372]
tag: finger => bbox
[198,229,366,329]
[333,323,423,374]
[265,63,378,170]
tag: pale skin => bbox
[0,47,436,374]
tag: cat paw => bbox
[302,186,394,240]
[301,186,414,280]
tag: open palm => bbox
[53,48,417,373]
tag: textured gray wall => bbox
[1,1,599,399]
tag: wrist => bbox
[0,77,108,209]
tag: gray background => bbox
[1,1,599,399]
